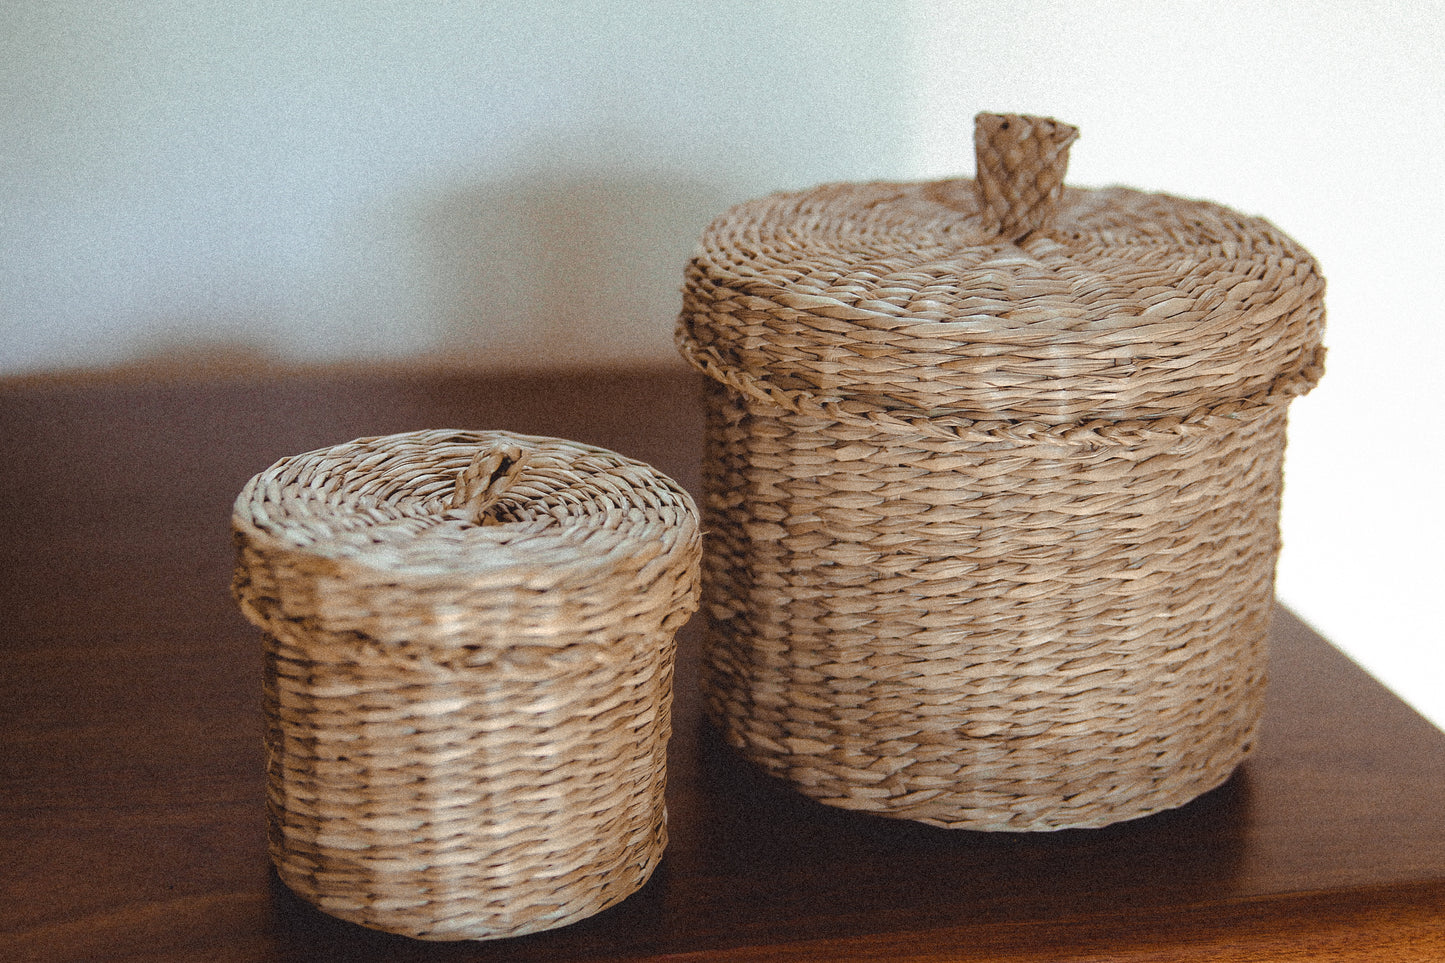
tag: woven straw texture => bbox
[232,429,701,940]
[677,113,1325,831]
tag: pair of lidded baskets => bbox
[677,113,1326,830]
[230,111,1324,945]
[232,430,701,940]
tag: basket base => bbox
[705,693,1258,831]
[270,810,668,941]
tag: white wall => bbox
[4,2,1441,727]
[2,0,914,369]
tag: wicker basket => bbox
[676,113,1326,831]
[231,429,701,939]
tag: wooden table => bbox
[2,364,1442,962]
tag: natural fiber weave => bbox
[231,429,700,940]
[677,113,1325,831]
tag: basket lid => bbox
[678,113,1325,427]
[232,429,701,647]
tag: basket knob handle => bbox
[973,112,1079,242]
[452,445,529,525]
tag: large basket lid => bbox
[232,429,701,649]
[678,113,1325,428]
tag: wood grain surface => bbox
[2,363,1441,961]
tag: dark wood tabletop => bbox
[2,363,1442,962]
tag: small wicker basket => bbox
[231,429,701,940]
[677,114,1326,831]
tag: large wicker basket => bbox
[232,429,701,939]
[676,114,1326,831]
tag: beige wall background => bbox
[4,1,1441,727]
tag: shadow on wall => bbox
[414,152,744,370]
[95,136,761,378]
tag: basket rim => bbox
[679,175,1326,428]
[231,428,702,647]
[232,428,698,575]
[677,331,1324,448]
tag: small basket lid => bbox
[232,429,701,650]
[678,113,1325,428]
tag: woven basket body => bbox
[232,429,701,939]
[677,115,1325,831]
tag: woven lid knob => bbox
[973,113,1080,241]
[452,444,530,525]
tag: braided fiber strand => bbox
[232,430,700,939]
